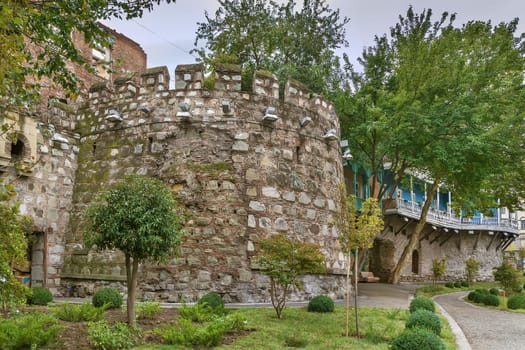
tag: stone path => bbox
[434,291,525,350]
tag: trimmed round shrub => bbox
[482,294,500,307]
[475,288,490,295]
[453,281,462,288]
[28,286,53,306]
[489,288,500,296]
[409,296,435,313]
[467,291,479,302]
[307,295,335,313]
[391,328,445,350]
[92,287,123,309]
[507,295,525,310]
[445,282,454,288]
[406,309,441,335]
[197,292,224,309]
[461,281,469,287]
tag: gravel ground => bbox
[435,291,525,350]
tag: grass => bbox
[134,306,457,350]
[416,282,499,298]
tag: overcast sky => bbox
[103,0,525,83]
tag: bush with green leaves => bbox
[409,296,435,313]
[154,312,247,347]
[493,262,522,295]
[465,257,480,283]
[92,287,123,309]
[482,294,500,307]
[87,320,141,350]
[391,328,445,350]
[0,312,62,349]
[27,286,53,306]
[53,302,107,322]
[198,292,225,309]
[431,258,447,284]
[467,291,480,303]
[307,295,335,313]
[453,281,462,288]
[489,288,500,296]
[178,302,224,323]
[444,282,454,288]
[461,281,469,287]
[406,309,441,335]
[136,301,161,320]
[507,295,525,310]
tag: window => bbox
[521,220,525,231]
[11,140,25,161]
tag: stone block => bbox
[262,187,280,199]
[249,201,266,212]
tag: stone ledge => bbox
[60,273,127,281]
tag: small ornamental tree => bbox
[518,247,525,271]
[84,176,185,325]
[332,183,383,337]
[253,233,325,319]
[431,258,447,285]
[493,262,521,297]
[465,257,480,282]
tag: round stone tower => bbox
[62,63,346,302]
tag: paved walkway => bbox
[434,291,525,350]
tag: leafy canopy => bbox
[193,0,350,93]
[0,0,174,115]
[337,7,525,213]
[254,233,325,318]
[84,175,184,263]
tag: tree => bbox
[0,180,32,315]
[431,258,446,285]
[332,183,383,337]
[192,0,349,94]
[465,257,480,283]
[493,262,521,296]
[253,233,325,319]
[517,248,525,271]
[0,0,175,116]
[84,176,185,325]
[336,6,525,284]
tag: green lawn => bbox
[135,306,457,350]
[416,282,499,298]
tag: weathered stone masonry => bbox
[58,63,347,302]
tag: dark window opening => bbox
[11,140,25,161]
[296,146,301,162]
[92,142,97,155]
[411,250,419,274]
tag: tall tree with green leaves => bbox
[193,0,350,93]
[253,233,325,319]
[0,0,175,116]
[84,176,185,325]
[336,6,525,284]
[332,183,383,337]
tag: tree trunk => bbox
[345,253,351,337]
[126,256,139,326]
[354,247,360,338]
[389,180,440,284]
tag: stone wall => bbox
[0,105,78,290]
[60,63,346,302]
[370,215,503,282]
